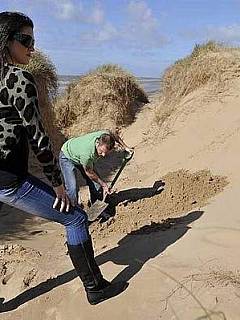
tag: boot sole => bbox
[88,282,129,305]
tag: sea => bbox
[57,75,161,96]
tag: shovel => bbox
[87,150,134,222]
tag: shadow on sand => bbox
[108,180,165,206]
[0,210,203,313]
[0,204,46,241]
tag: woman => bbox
[0,11,127,305]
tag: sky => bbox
[1,0,240,77]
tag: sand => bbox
[1,78,240,319]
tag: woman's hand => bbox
[53,184,71,213]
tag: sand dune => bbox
[1,68,240,319]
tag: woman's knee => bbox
[76,207,88,224]
[65,207,88,227]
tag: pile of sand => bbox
[90,169,228,242]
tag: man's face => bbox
[96,143,112,157]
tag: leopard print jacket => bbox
[0,64,62,188]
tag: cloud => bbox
[80,22,118,43]
[55,0,78,20]
[93,22,118,42]
[79,1,169,49]
[52,0,105,24]
[10,0,168,49]
[127,0,158,31]
[182,24,240,44]
[90,4,104,24]
[123,0,169,48]
[206,25,240,42]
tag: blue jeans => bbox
[59,151,102,206]
[0,175,89,245]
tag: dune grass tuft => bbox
[53,63,149,137]
[155,41,240,125]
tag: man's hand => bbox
[101,182,111,197]
[85,166,111,197]
[53,184,71,213]
[125,147,134,154]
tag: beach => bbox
[57,75,161,96]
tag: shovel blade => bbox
[87,200,108,221]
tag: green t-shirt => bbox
[61,130,107,168]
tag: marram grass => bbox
[54,63,149,137]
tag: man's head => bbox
[96,133,115,157]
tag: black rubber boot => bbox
[86,280,129,305]
[67,238,128,305]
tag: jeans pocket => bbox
[0,186,18,204]
[17,183,34,200]
[1,179,35,203]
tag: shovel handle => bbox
[109,150,134,190]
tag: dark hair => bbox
[0,12,33,72]
[98,133,115,150]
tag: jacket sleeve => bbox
[13,69,62,187]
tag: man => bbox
[59,130,132,212]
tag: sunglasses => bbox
[12,33,35,49]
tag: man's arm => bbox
[84,166,111,195]
[108,130,134,152]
